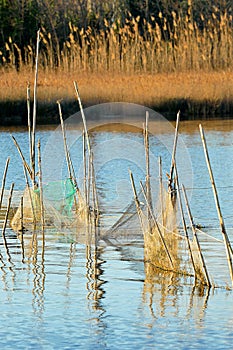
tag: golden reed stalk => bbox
[0,12,232,74]
[0,12,232,117]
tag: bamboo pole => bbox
[0,157,10,210]
[182,184,211,287]
[67,151,79,190]
[144,111,151,205]
[19,196,25,262]
[57,101,73,180]
[22,165,37,255]
[57,101,81,189]
[90,151,99,224]
[26,83,35,255]
[158,156,164,229]
[74,81,91,154]
[86,148,91,214]
[20,195,24,233]
[37,139,45,254]
[27,82,32,170]
[38,139,45,262]
[199,124,233,287]
[83,130,87,205]
[11,135,33,180]
[140,181,174,270]
[129,170,144,232]
[144,111,152,231]
[23,163,36,226]
[57,100,83,213]
[74,81,99,219]
[31,29,40,188]
[174,164,196,278]
[168,110,180,196]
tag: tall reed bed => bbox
[1,9,232,74]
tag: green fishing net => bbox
[34,178,76,216]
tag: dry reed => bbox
[1,12,232,74]
[0,11,232,117]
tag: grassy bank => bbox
[0,69,233,125]
[0,10,233,124]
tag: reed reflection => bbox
[30,231,46,319]
[86,244,106,312]
[85,232,107,342]
[186,285,210,325]
[0,228,16,291]
[143,261,210,322]
[0,250,9,291]
[15,226,46,318]
[66,241,76,290]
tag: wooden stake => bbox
[168,110,180,195]
[182,184,211,287]
[20,196,25,262]
[31,29,40,188]
[74,82,98,220]
[90,151,99,224]
[37,139,45,253]
[57,101,73,179]
[129,170,144,231]
[174,164,196,278]
[144,111,152,231]
[144,111,151,205]
[199,124,233,287]
[158,156,164,228]
[0,157,10,210]
[57,101,82,192]
[57,100,83,214]
[20,195,24,233]
[83,130,87,205]
[27,82,32,170]
[74,81,91,155]
[11,135,33,180]
[86,149,91,213]
[23,163,36,226]
[140,181,174,270]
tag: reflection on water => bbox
[0,224,233,348]
[86,245,106,309]
[0,118,233,348]
[143,262,209,319]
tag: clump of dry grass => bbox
[1,10,232,74]
[0,10,232,119]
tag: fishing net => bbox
[11,178,78,231]
[36,178,76,217]
[101,186,145,247]
[142,187,193,276]
[103,181,214,285]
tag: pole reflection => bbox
[85,221,107,339]
[30,231,46,319]
[0,226,16,291]
[86,244,106,310]
[143,261,210,323]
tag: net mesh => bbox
[11,178,79,231]
[103,181,230,287]
[8,176,233,288]
[36,178,76,216]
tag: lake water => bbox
[0,105,233,349]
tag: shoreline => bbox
[1,98,233,126]
[1,70,233,125]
